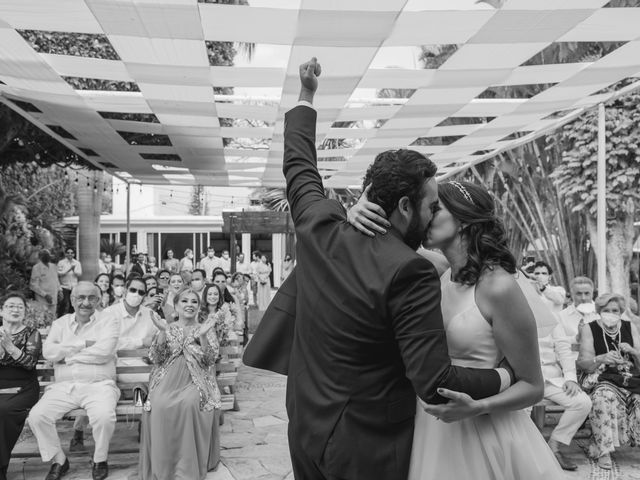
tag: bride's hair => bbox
[439,181,516,285]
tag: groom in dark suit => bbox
[278,58,509,480]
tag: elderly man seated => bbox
[538,323,592,470]
[28,282,120,480]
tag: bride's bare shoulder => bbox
[476,266,519,299]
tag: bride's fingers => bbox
[436,388,467,402]
[363,201,388,222]
[361,205,390,228]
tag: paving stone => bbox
[253,415,287,428]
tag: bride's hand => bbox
[346,185,390,237]
[422,388,485,423]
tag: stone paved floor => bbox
[9,365,640,479]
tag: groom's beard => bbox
[404,211,429,251]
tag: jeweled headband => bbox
[448,181,475,206]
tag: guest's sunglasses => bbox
[128,287,146,296]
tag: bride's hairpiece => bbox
[449,181,475,206]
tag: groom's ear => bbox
[397,196,412,220]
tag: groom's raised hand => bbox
[422,388,487,423]
[299,57,321,104]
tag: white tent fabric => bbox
[1,0,639,187]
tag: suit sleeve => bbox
[282,105,327,223]
[388,257,502,404]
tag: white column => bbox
[597,103,607,293]
[138,229,148,254]
[157,232,162,263]
[272,233,283,288]
[242,233,251,257]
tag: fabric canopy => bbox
[1,0,639,187]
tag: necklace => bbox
[601,324,621,354]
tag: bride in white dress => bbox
[349,181,564,480]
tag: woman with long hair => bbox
[201,284,240,347]
[94,273,113,311]
[140,287,221,480]
[0,293,42,480]
[348,180,563,479]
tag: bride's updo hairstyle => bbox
[439,181,516,286]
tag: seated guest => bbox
[577,293,640,470]
[94,273,113,312]
[532,261,566,313]
[0,293,42,480]
[139,288,221,480]
[559,276,598,359]
[538,323,592,470]
[28,282,120,480]
[111,275,126,305]
[69,278,158,451]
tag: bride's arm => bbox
[472,269,544,413]
[425,268,544,421]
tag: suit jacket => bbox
[130,263,146,277]
[243,269,297,375]
[271,105,503,479]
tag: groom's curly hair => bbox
[362,149,437,216]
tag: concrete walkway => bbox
[9,365,640,480]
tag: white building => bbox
[64,179,290,287]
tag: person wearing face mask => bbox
[69,278,158,453]
[190,269,207,300]
[219,250,231,275]
[558,277,598,356]
[577,293,640,470]
[531,261,566,314]
[111,275,126,305]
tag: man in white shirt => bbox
[30,249,61,318]
[199,246,221,281]
[558,276,598,359]
[532,261,566,314]
[235,252,252,275]
[537,324,592,470]
[28,282,119,480]
[69,277,158,451]
[57,247,82,316]
[219,250,231,275]
[190,269,207,300]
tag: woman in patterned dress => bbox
[577,293,640,469]
[139,287,222,480]
[0,292,42,480]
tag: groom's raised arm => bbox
[389,257,505,404]
[282,58,326,224]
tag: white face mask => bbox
[113,286,125,297]
[600,312,621,329]
[125,292,144,308]
[191,280,204,291]
[576,302,595,315]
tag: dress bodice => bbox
[440,270,502,369]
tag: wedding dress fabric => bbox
[408,270,564,480]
